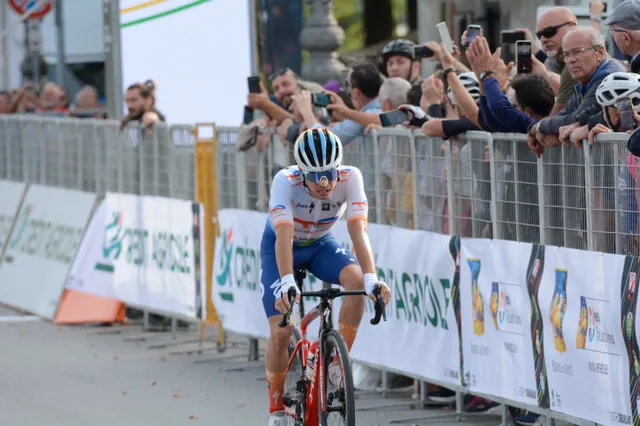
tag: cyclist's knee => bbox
[268,318,293,348]
[339,265,364,290]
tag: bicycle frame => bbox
[284,293,337,425]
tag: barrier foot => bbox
[387,410,501,425]
[219,361,264,373]
[192,352,251,364]
[146,337,202,350]
[168,342,220,356]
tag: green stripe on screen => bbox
[121,0,211,28]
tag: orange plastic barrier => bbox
[53,289,125,324]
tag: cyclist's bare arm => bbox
[347,218,376,276]
[347,218,391,304]
[275,223,294,279]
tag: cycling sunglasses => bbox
[536,22,574,40]
[268,68,292,82]
[305,169,339,183]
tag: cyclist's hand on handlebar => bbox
[271,275,301,314]
[364,273,391,305]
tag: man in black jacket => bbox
[605,0,640,73]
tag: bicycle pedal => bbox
[283,393,298,407]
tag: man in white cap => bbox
[604,0,640,73]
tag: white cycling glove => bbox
[270,274,301,300]
[364,273,387,296]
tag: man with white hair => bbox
[528,26,624,151]
[605,0,640,73]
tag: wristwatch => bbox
[442,67,457,80]
[479,70,496,81]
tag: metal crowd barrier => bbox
[1,115,634,425]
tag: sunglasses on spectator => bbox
[536,22,574,39]
[305,169,339,183]
[268,68,292,82]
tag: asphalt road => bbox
[0,306,505,426]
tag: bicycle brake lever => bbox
[278,288,298,328]
[370,287,387,325]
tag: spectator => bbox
[381,39,423,86]
[421,72,481,138]
[604,0,640,73]
[247,68,296,125]
[70,85,105,119]
[121,79,165,131]
[0,91,11,114]
[38,82,67,114]
[10,84,40,113]
[527,7,579,115]
[529,27,623,154]
[466,36,554,133]
[297,64,383,145]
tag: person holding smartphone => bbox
[381,39,423,86]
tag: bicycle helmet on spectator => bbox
[382,39,415,63]
[596,72,640,107]
[294,128,343,173]
[447,72,481,105]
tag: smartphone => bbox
[243,106,254,125]
[379,109,410,127]
[247,76,261,94]
[617,97,636,131]
[413,45,435,59]
[436,22,455,54]
[312,92,331,107]
[501,30,526,44]
[465,25,482,48]
[516,41,532,74]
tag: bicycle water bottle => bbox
[305,343,318,382]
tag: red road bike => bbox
[279,268,386,426]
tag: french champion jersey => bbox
[268,165,369,245]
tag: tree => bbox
[363,0,394,46]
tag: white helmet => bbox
[596,72,640,107]
[448,71,481,106]
[293,128,343,173]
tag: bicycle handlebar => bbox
[277,285,387,328]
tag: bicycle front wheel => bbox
[318,330,355,426]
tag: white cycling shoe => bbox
[268,411,289,426]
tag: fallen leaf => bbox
[173,393,181,398]
[189,415,198,420]
[408,404,416,410]
[151,381,157,386]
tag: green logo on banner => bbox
[95,210,192,274]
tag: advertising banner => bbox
[99,193,205,320]
[460,238,540,406]
[0,185,95,319]
[0,180,26,254]
[539,247,630,425]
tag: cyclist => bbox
[262,127,391,425]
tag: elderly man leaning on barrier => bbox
[528,27,623,156]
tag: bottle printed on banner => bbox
[467,259,485,336]
[550,269,568,353]
[490,282,499,330]
[576,296,587,349]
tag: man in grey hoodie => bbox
[528,27,624,155]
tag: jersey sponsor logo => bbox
[295,202,309,209]
[293,216,338,230]
[285,169,303,180]
[309,203,315,213]
[322,203,330,211]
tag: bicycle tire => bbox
[318,330,356,426]
[283,327,305,425]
